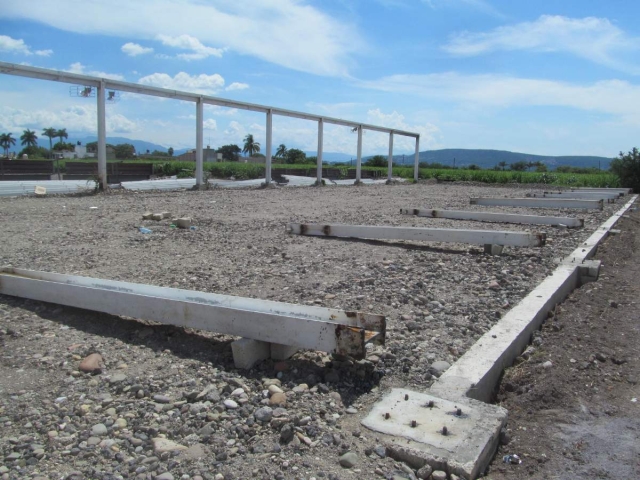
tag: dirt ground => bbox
[487,206,640,480]
[0,182,634,480]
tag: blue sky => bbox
[0,0,639,157]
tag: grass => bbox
[25,158,620,187]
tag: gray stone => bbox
[154,473,174,480]
[416,464,432,479]
[109,373,127,384]
[373,445,386,458]
[339,451,358,468]
[254,406,273,423]
[91,424,108,436]
[431,471,447,480]
[429,360,451,376]
[224,399,238,409]
[152,438,187,454]
[153,394,171,404]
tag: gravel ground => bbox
[0,182,623,480]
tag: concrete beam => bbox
[96,81,107,190]
[195,98,203,188]
[287,223,546,247]
[401,208,584,228]
[470,197,603,210]
[572,187,631,194]
[0,268,385,359]
[529,192,618,201]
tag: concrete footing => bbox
[231,338,299,369]
[483,244,504,255]
[362,389,506,480]
[362,195,637,479]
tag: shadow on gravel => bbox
[308,235,482,255]
[0,294,382,405]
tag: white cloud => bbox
[0,0,360,76]
[121,42,153,56]
[0,105,138,133]
[156,34,223,61]
[366,108,442,150]
[0,34,53,56]
[225,82,249,92]
[67,62,125,80]
[223,120,245,138]
[362,72,640,125]
[203,119,217,130]
[138,72,225,94]
[205,105,238,116]
[444,15,640,74]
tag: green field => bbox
[30,158,620,187]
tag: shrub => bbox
[610,148,640,192]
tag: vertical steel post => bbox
[355,125,362,184]
[316,118,324,185]
[387,131,394,182]
[414,135,420,182]
[96,81,107,190]
[195,97,204,188]
[265,109,272,186]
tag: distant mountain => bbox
[33,136,171,155]
[392,148,612,170]
[25,138,612,170]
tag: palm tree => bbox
[56,128,68,147]
[275,144,287,158]
[20,129,38,147]
[242,134,260,157]
[0,133,16,157]
[42,127,57,158]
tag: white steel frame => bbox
[400,208,584,228]
[287,223,546,247]
[0,268,385,358]
[0,62,420,189]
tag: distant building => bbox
[86,143,116,160]
[177,146,219,162]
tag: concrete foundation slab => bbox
[362,388,506,479]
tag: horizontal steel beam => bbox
[287,223,545,247]
[0,61,418,138]
[400,208,584,228]
[0,268,384,359]
[470,197,603,210]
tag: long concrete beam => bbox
[470,197,603,210]
[0,268,385,359]
[572,187,631,194]
[400,208,584,228]
[287,223,546,247]
[528,192,618,201]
